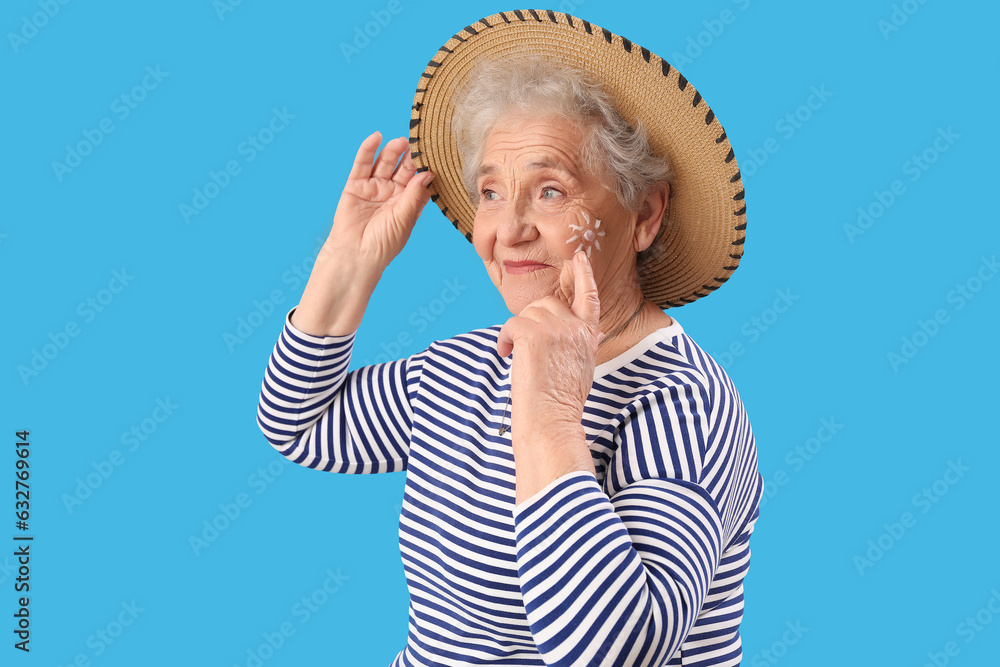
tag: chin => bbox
[499,284,557,316]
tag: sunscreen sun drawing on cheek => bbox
[565,209,605,257]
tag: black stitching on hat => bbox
[546,9,557,22]
[565,13,574,28]
[715,275,730,283]
[415,166,428,173]
[528,9,542,21]
[692,91,702,106]
[703,284,720,291]
[730,171,741,182]
[464,231,473,242]
[734,205,746,215]
[641,46,651,62]
[729,253,743,260]
[661,60,671,76]
[410,151,422,159]
[583,20,593,34]
[428,60,441,67]
[441,206,449,216]
[731,237,746,245]
[622,37,633,52]
[500,12,511,23]
[452,33,466,42]
[705,110,715,124]
[715,132,727,143]
[480,16,492,28]
[666,300,683,308]
[725,148,734,163]
[441,46,453,54]
[464,24,478,35]
[409,118,420,129]
[734,221,747,231]
[412,102,422,111]
[409,137,419,143]
[733,189,745,201]
[601,27,613,44]
[421,72,434,79]
[431,194,440,202]
[513,10,525,21]
[723,265,738,271]
[682,296,698,303]
[415,88,427,93]
[678,74,688,90]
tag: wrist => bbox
[292,247,383,337]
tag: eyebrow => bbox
[476,159,575,179]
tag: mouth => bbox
[503,260,551,275]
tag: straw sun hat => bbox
[408,9,747,310]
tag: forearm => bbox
[257,308,414,473]
[290,241,383,337]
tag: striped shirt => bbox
[257,306,762,666]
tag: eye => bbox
[480,188,499,201]
[541,187,562,199]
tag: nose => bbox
[496,200,538,247]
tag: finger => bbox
[518,297,573,323]
[496,316,521,358]
[571,251,600,330]
[372,136,408,181]
[392,152,416,185]
[497,310,551,357]
[556,257,576,306]
[348,131,382,181]
[392,148,418,186]
[388,168,435,237]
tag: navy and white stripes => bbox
[257,307,761,666]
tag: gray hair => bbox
[450,53,672,280]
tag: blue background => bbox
[3,0,998,665]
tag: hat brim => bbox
[409,9,746,309]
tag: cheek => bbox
[471,216,503,286]
[558,205,607,258]
[471,214,491,259]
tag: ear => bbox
[633,182,669,253]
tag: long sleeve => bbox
[256,306,425,473]
[510,368,750,666]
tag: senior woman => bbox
[257,11,761,667]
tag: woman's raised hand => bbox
[328,131,435,273]
[291,133,434,338]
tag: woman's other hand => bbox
[498,251,601,503]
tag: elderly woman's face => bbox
[472,114,641,315]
